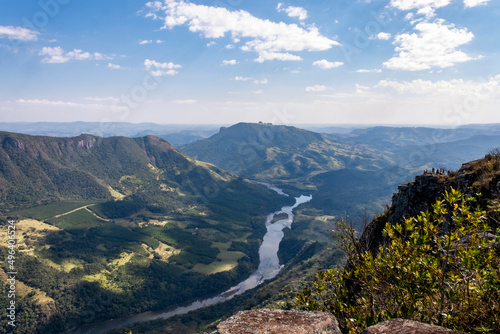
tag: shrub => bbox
[297,189,500,333]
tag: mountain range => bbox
[1,122,500,333]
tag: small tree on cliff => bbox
[297,189,500,333]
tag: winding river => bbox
[75,188,312,334]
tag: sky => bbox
[0,0,499,126]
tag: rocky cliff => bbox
[360,153,500,254]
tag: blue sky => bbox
[0,0,499,125]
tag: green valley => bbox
[0,131,291,333]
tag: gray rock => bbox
[216,309,341,334]
[361,319,468,334]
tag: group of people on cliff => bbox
[423,167,452,175]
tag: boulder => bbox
[216,309,341,334]
[361,319,468,334]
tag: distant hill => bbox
[327,125,500,151]
[180,122,393,183]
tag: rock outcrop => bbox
[359,156,500,255]
[215,309,341,334]
[361,319,468,334]
[212,312,469,334]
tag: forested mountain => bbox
[0,131,290,333]
[0,131,286,214]
[181,122,393,183]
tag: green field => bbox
[192,241,246,275]
[47,208,105,235]
[9,200,98,220]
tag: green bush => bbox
[297,189,500,333]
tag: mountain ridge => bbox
[181,122,392,183]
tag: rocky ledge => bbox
[208,310,469,334]
[214,309,341,334]
[361,319,468,334]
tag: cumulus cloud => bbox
[306,85,327,92]
[376,32,392,40]
[464,0,489,7]
[276,3,308,21]
[254,78,268,84]
[0,25,38,41]
[390,0,451,18]
[39,46,112,64]
[143,0,338,62]
[144,59,181,76]
[384,20,477,71]
[313,59,344,69]
[107,63,121,69]
[222,59,238,65]
[255,52,302,63]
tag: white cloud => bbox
[108,63,121,69]
[306,85,327,92]
[16,98,81,107]
[140,39,164,45]
[464,0,489,7]
[376,32,392,40]
[357,69,382,73]
[222,59,238,65]
[0,25,38,41]
[144,58,182,76]
[390,0,451,10]
[206,41,216,47]
[313,59,344,69]
[225,44,235,49]
[255,52,302,63]
[173,99,197,104]
[254,78,268,85]
[144,0,338,62]
[373,76,500,97]
[390,0,452,18]
[384,20,477,71]
[39,46,112,64]
[235,76,252,81]
[276,3,308,21]
[66,49,91,61]
[93,52,111,60]
[405,12,415,20]
[39,46,67,63]
[15,98,111,109]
